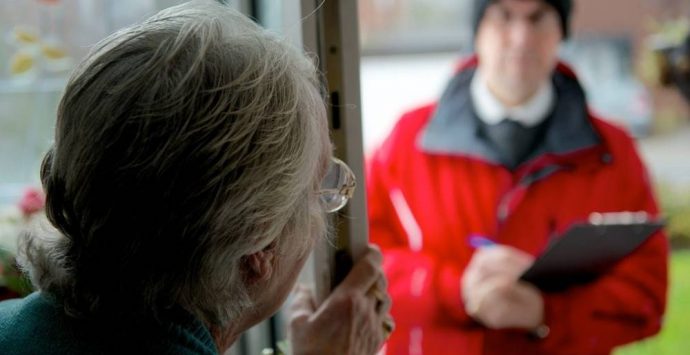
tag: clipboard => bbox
[520,212,664,292]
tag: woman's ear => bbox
[243,244,276,284]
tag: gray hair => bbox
[18,0,329,327]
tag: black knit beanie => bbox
[472,0,572,39]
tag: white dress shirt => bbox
[470,68,555,127]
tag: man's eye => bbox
[529,10,546,24]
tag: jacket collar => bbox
[418,56,601,167]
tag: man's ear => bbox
[243,246,276,284]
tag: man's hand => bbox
[287,246,393,355]
[461,245,544,329]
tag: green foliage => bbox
[638,17,689,87]
[615,251,690,354]
[657,184,690,249]
[0,248,33,297]
[650,18,690,47]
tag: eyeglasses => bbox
[319,157,356,213]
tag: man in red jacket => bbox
[367,0,669,354]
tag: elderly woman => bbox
[0,1,392,354]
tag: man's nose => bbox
[508,20,537,49]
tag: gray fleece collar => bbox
[418,67,601,166]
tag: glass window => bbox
[359,0,474,55]
[253,0,303,46]
[0,0,192,205]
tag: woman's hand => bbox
[287,246,393,355]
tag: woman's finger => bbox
[334,246,384,296]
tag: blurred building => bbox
[572,0,690,130]
[358,0,690,137]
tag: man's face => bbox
[476,0,563,105]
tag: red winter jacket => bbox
[367,58,668,355]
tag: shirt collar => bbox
[419,67,601,166]
[470,68,555,127]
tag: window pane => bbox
[0,0,188,205]
[359,0,474,55]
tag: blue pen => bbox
[468,234,497,248]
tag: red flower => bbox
[18,188,45,217]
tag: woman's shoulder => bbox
[0,292,53,325]
[0,292,71,353]
[0,292,218,355]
